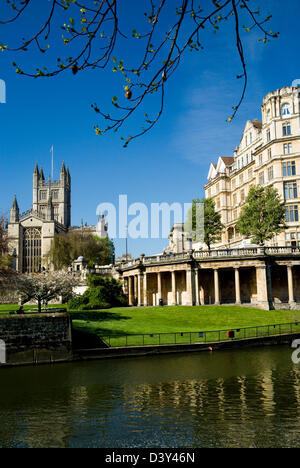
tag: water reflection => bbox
[0,346,300,447]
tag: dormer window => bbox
[281,103,291,117]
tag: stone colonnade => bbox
[121,258,300,310]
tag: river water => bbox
[0,345,300,448]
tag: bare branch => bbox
[0,0,279,146]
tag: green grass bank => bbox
[70,305,300,340]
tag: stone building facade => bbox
[7,163,108,273]
[118,247,300,310]
[205,86,300,248]
[8,163,71,273]
[118,86,300,310]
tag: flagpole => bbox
[50,145,54,180]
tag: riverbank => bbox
[73,331,300,362]
[2,304,300,367]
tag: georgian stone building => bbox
[118,86,300,310]
[7,162,108,273]
[205,86,300,248]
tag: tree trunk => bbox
[37,297,42,314]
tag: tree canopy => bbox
[68,274,127,310]
[186,197,223,250]
[0,0,278,146]
[0,215,17,290]
[47,231,114,270]
[202,197,224,250]
[15,272,79,313]
[236,185,286,245]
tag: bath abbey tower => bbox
[7,162,108,274]
[8,162,71,273]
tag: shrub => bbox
[68,275,127,310]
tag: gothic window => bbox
[40,191,47,200]
[22,227,42,273]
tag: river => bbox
[0,345,300,448]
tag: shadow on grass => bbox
[72,324,134,349]
[71,310,133,349]
[71,328,108,349]
[70,310,131,322]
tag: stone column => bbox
[235,268,241,305]
[134,275,138,305]
[186,268,193,306]
[128,276,134,306]
[143,272,148,306]
[199,285,205,305]
[171,271,177,306]
[137,274,142,307]
[214,269,220,305]
[256,265,271,310]
[287,265,295,305]
[157,272,162,303]
[195,268,200,305]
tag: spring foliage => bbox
[237,185,286,245]
[68,274,127,310]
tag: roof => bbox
[75,256,87,262]
[219,156,234,166]
[251,120,262,129]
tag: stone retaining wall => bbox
[0,313,72,365]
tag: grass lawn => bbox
[70,305,300,347]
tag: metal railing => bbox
[100,321,300,348]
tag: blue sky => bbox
[0,0,299,258]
